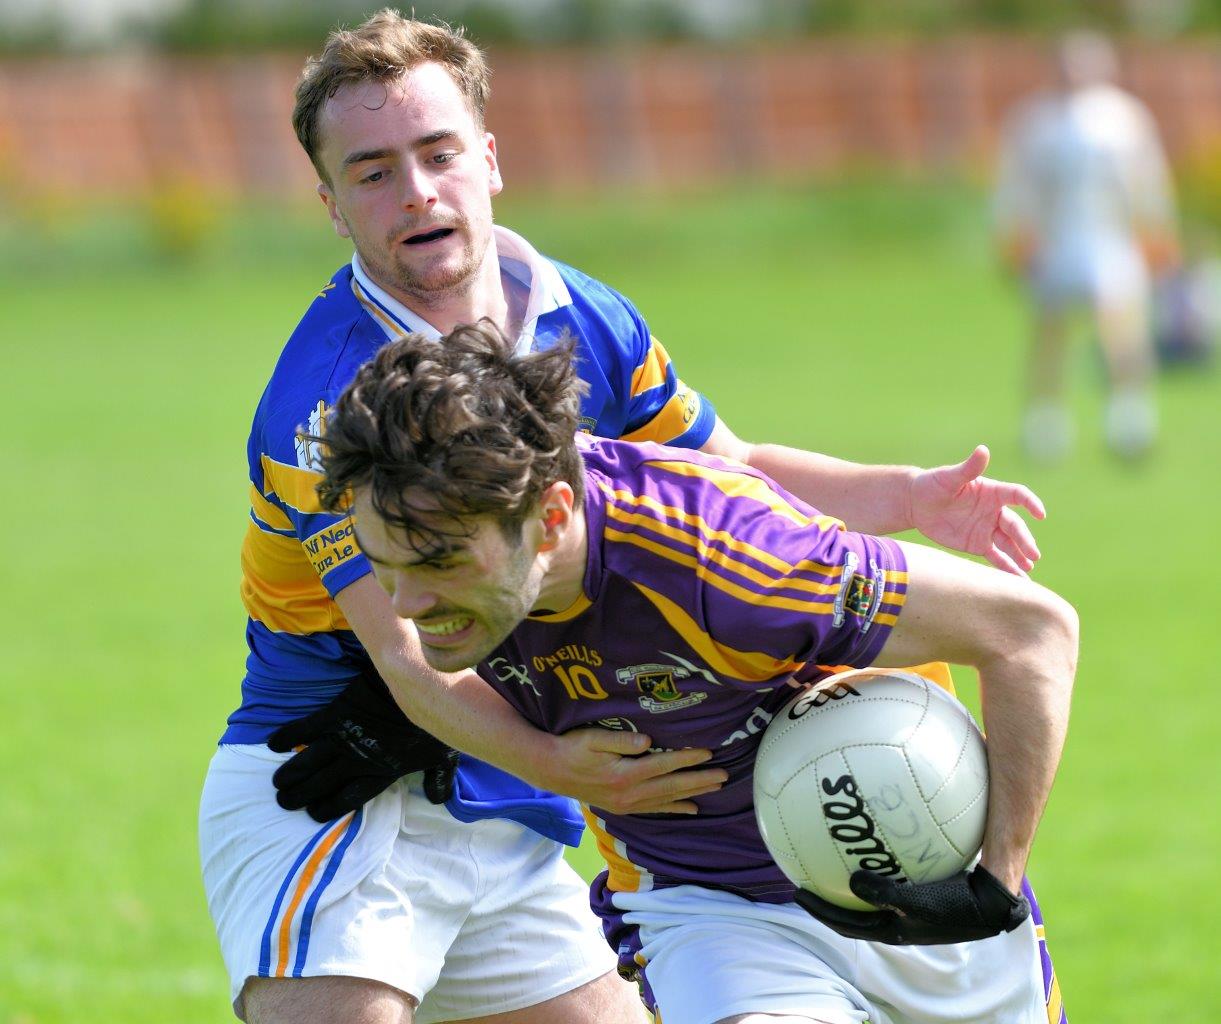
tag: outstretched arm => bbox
[333,576,728,814]
[702,420,1044,575]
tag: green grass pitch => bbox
[2,180,1217,1022]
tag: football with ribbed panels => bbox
[753,668,988,911]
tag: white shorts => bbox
[1032,239,1149,311]
[615,885,1047,1024]
[199,744,617,1023]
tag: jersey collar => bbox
[350,226,573,353]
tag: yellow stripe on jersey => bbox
[619,384,704,445]
[629,334,673,396]
[261,454,325,514]
[815,661,956,696]
[604,499,843,598]
[907,661,954,692]
[581,807,647,893]
[351,276,406,339]
[1046,969,1063,1024]
[632,581,805,681]
[240,524,351,634]
[874,606,902,628]
[596,477,839,578]
[608,525,907,622]
[645,457,843,532]
[528,593,593,623]
[250,484,293,531]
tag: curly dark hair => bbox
[314,320,586,553]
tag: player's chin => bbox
[417,633,491,673]
[418,645,480,673]
[396,251,474,293]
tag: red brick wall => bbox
[0,38,1216,198]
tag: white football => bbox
[754,668,988,911]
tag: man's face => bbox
[353,488,544,673]
[315,62,502,304]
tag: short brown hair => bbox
[293,8,491,183]
[316,321,586,554]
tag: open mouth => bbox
[416,615,474,638]
[403,227,455,246]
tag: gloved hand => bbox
[794,865,1030,945]
[268,673,459,821]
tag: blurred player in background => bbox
[199,10,1051,1023]
[312,323,1078,1024]
[994,31,1179,460]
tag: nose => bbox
[389,571,437,621]
[399,163,438,213]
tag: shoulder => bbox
[587,437,833,547]
[251,265,386,452]
[548,258,648,334]
[1081,85,1153,136]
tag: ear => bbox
[318,181,351,239]
[536,480,575,553]
[484,132,503,198]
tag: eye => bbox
[360,169,386,184]
[423,558,460,572]
[432,151,457,166]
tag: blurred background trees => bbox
[3,0,1221,53]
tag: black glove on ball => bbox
[794,865,1030,945]
[268,673,458,822]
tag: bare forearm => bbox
[375,635,560,788]
[875,541,1078,890]
[739,443,918,535]
[334,576,559,787]
[975,644,1074,890]
[333,576,726,812]
[703,421,1045,573]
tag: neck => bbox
[532,507,588,615]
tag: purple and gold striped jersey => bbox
[476,436,908,907]
[228,227,715,844]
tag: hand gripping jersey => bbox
[474,437,908,951]
[228,226,716,845]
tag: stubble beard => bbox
[421,548,542,674]
[356,214,491,310]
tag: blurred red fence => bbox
[0,37,1218,198]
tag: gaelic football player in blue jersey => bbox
[310,323,1077,1024]
[200,10,1055,1024]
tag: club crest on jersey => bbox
[832,552,885,632]
[295,401,328,472]
[616,658,712,714]
[845,574,874,616]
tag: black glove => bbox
[794,866,1030,945]
[268,674,459,821]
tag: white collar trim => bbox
[349,226,572,352]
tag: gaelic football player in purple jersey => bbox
[201,11,1058,1024]
[314,322,1077,1024]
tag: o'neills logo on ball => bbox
[787,682,860,719]
[819,774,907,880]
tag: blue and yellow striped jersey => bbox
[225,227,716,844]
